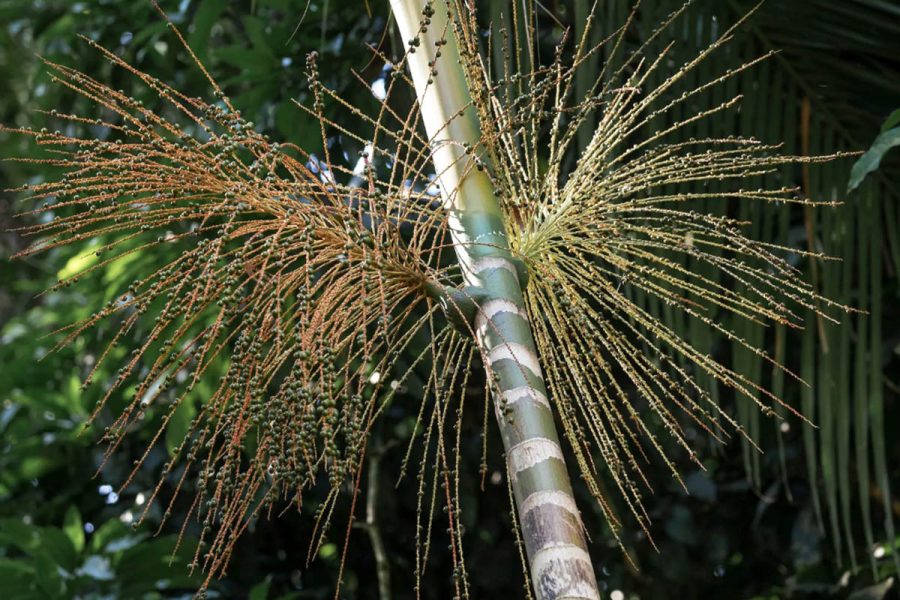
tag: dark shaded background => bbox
[1,1,899,598]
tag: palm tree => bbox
[11,0,893,597]
[391,2,602,596]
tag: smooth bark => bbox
[389,2,601,598]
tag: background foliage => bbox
[1,0,898,598]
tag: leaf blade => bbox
[848,127,900,192]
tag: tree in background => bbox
[2,1,898,598]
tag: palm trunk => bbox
[389,2,600,598]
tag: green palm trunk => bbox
[390,2,600,598]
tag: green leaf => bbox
[881,108,900,133]
[17,454,58,480]
[318,542,338,561]
[0,518,41,554]
[34,552,66,598]
[116,536,199,595]
[57,245,99,280]
[0,558,37,599]
[166,398,196,456]
[0,558,34,577]
[243,16,276,57]
[130,21,168,47]
[275,102,322,154]
[188,0,225,62]
[62,507,84,554]
[89,519,133,554]
[38,527,77,573]
[249,576,272,600]
[214,45,275,73]
[848,127,900,192]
